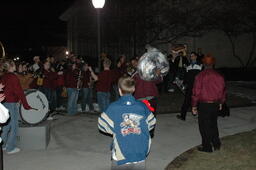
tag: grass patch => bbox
[166,129,256,170]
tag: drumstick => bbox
[31,108,39,111]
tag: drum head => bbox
[20,90,49,125]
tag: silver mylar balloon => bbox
[137,47,169,81]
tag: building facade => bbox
[60,0,256,68]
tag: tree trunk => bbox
[245,32,256,67]
[226,32,245,67]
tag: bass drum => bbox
[20,89,49,125]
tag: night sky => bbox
[0,1,74,56]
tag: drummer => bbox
[16,62,34,90]
[0,59,32,154]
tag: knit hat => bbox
[202,54,215,66]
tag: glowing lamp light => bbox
[65,51,69,55]
[92,0,105,8]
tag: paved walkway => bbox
[3,106,256,170]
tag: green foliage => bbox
[166,129,256,170]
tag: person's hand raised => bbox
[192,107,198,115]
[0,93,5,102]
[88,66,93,72]
[0,83,5,91]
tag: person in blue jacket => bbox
[98,76,156,170]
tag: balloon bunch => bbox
[137,46,169,81]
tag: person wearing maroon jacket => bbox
[111,60,123,101]
[133,70,162,115]
[55,60,66,110]
[192,54,226,153]
[64,63,79,115]
[40,61,57,112]
[89,59,114,112]
[81,63,94,112]
[1,60,32,154]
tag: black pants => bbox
[148,98,157,115]
[180,89,192,119]
[0,143,3,170]
[56,86,64,108]
[198,103,221,151]
[148,98,157,138]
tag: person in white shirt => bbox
[0,83,10,170]
[31,56,41,72]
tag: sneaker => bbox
[89,110,97,113]
[55,107,61,111]
[77,104,82,112]
[85,105,90,112]
[7,147,21,154]
[93,103,100,112]
[168,88,175,92]
[47,116,54,121]
[59,106,66,110]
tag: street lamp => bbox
[92,0,105,72]
[92,0,105,8]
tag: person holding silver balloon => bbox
[133,46,170,116]
[133,71,162,116]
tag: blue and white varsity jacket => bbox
[98,94,156,165]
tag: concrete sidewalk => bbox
[3,106,256,170]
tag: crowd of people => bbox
[0,52,166,116]
[0,49,226,170]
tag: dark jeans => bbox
[39,87,54,111]
[176,68,186,80]
[81,88,94,111]
[97,92,110,112]
[112,84,120,101]
[51,90,57,111]
[148,98,157,138]
[148,98,157,115]
[0,143,3,170]
[198,103,221,151]
[180,89,192,119]
[56,87,65,108]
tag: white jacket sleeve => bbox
[0,103,10,123]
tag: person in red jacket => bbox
[192,54,226,153]
[40,61,57,112]
[89,59,115,112]
[1,60,32,154]
[55,60,66,110]
[133,70,162,115]
[64,62,79,115]
[132,66,162,138]
[81,63,94,112]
